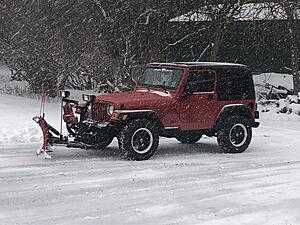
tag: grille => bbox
[92,102,109,122]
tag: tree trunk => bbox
[291,47,300,95]
[283,1,300,94]
[210,23,226,62]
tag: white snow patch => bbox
[290,103,300,115]
[142,204,179,216]
[170,3,300,22]
[128,168,164,180]
[0,94,61,145]
[137,89,171,97]
[83,216,100,221]
[150,90,171,97]
[254,72,293,91]
[0,127,41,145]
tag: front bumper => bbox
[82,119,125,131]
[83,119,110,129]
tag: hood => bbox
[95,89,177,109]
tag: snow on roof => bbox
[148,62,246,68]
[176,62,246,67]
[170,2,300,22]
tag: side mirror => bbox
[181,83,193,100]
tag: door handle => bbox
[208,94,213,101]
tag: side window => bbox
[187,71,215,93]
[217,68,255,101]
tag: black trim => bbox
[253,122,260,128]
[117,111,165,133]
[255,110,259,119]
[216,68,255,101]
[215,105,257,129]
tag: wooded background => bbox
[0,0,299,96]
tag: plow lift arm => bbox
[33,90,92,158]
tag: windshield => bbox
[139,68,183,89]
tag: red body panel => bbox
[93,65,256,131]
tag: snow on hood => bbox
[95,89,175,109]
[136,89,171,97]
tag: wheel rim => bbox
[131,128,153,154]
[229,123,247,147]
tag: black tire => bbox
[217,115,252,153]
[118,119,159,161]
[176,132,202,144]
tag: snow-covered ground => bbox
[0,94,300,225]
[0,94,60,145]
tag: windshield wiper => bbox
[150,84,168,93]
[139,83,169,93]
[138,83,151,91]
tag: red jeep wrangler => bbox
[35,62,259,160]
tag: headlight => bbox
[107,105,114,116]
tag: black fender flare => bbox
[214,104,255,130]
[114,110,164,132]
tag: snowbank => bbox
[272,95,300,115]
[0,94,61,145]
[253,73,293,91]
[253,73,294,101]
[259,103,300,131]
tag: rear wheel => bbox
[176,132,202,144]
[118,119,159,160]
[217,115,252,153]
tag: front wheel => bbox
[118,119,159,161]
[217,116,252,153]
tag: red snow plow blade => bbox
[33,115,67,152]
[33,90,101,156]
[33,116,49,151]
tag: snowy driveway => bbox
[1,118,300,225]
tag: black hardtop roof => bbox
[148,62,247,69]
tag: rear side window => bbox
[217,68,255,101]
[187,71,215,93]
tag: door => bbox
[178,69,217,130]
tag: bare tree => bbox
[281,1,300,94]
[264,1,300,94]
[168,0,245,62]
[204,0,243,61]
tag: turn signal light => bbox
[111,112,128,120]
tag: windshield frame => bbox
[138,66,184,90]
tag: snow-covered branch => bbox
[169,27,206,46]
[196,43,211,62]
[134,9,157,27]
[93,0,111,22]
